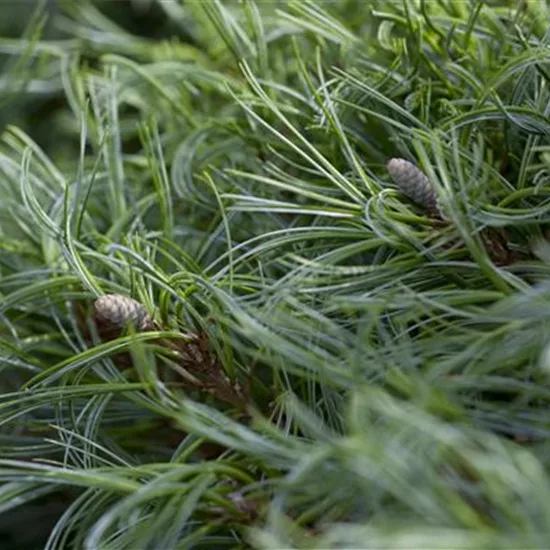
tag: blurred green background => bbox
[0,0,186,157]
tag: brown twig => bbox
[78,294,250,409]
[387,159,523,266]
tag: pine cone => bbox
[93,294,154,332]
[387,158,441,216]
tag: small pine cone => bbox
[387,158,441,216]
[93,294,153,331]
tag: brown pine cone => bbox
[387,158,442,217]
[93,294,154,331]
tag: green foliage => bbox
[2,0,550,548]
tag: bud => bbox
[387,158,441,216]
[93,294,153,331]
